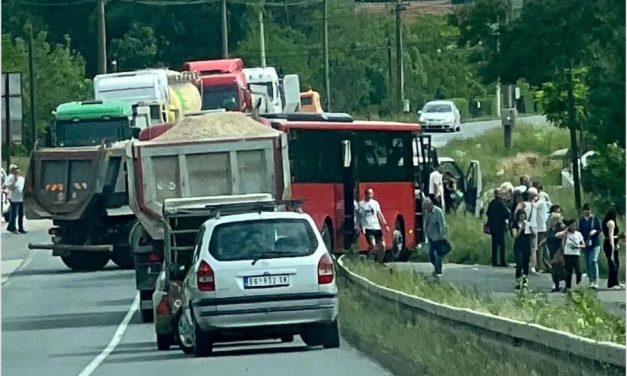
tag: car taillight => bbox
[148,253,161,262]
[318,253,335,284]
[197,260,215,292]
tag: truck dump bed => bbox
[126,112,291,241]
[24,142,129,220]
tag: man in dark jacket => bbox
[486,189,510,267]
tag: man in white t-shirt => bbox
[428,165,445,210]
[6,166,26,234]
[358,188,389,262]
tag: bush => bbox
[449,97,469,120]
[582,144,626,214]
[473,96,496,117]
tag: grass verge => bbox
[342,257,625,345]
[339,276,623,376]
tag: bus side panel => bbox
[357,182,416,250]
[291,182,338,243]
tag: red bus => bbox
[266,113,434,261]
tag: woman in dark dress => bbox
[512,209,532,289]
[602,207,623,289]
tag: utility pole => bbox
[495,15,501,118]
[221,0,229,58]
[566,67,582,210]
[395,0,406,110]
[387,38,393,87]
[323,0,331,111]
[96,0,107,74]
[259,10,266,68]
[4,75,11,171]
[28,25,36,150]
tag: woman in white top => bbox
[556,219,585,292]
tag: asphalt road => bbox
[430,114,547,147]
[1,221,393,376]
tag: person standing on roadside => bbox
[358,188,389,262]
[424,197,448,278]
[428,164,445,210]
[516,189,538,274]
[546,205,566,292]
[532,181,552,206]
[486,188,510,267]
[602,207,623,289]
[556,219,585,292]
[578,203,602,289]
[514,175,531,194]
[530,187,550,273]
[6,166,26,234]
[512,209,532,289]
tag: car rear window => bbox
[208,218,319,261]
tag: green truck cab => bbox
[25,100,144,271]
[45,100,140,147]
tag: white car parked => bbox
[176,210,340,356]
[418,100,461,132]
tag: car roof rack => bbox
[261,112,353,123]
[162,194,304,218]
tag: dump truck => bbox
[94,69,203,126]
[124,111,292,322]
[182,59,252,112]
[25,100,143,271]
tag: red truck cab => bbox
[182,59,252,112]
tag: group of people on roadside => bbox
[486,175,623,292]
[1,164,27,234]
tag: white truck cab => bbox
[243,67,282,114]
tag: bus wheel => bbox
[390,220,406,262]
[321,222,333,252]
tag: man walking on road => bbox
[486,188,510,266]
[424,198,448,278]
[6,166,26,234]
[358,188,389,262]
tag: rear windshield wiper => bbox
[251,251,305,265]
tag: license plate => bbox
[244,275,290,288]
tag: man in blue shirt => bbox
[578,203,602,289]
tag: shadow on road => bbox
[2,311,129,331]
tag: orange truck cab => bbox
[300,90,323,113]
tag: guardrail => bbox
[337,256,626,369]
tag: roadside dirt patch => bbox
[494,152,544,177]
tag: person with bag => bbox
[512,209,532,289]
[556,219,585,292]
[546,205,566,292]
[424,197,449,278]
[486,188,510,267]
[578,203,602,289]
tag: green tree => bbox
[1,30,92,147]
[110,23,160,70]
[534,68,588,129]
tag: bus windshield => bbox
[288,129,414,183]
[202,85,240,110]
[56,119,130,147]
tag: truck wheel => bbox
[156,333,173,351]
[321,320,341,349]
[140,290,154,323]
[111,245,134,270]
[61,251,110,271]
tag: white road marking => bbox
[1,250,35,285]
[77,294,140,376]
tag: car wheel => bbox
[280,335,294,343]
[193,316,213,357]
[175,309,194,355]
[321,320,341,349]
[156,333,173,351]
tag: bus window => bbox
[288,129,344,183]
[357,131,413,182]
